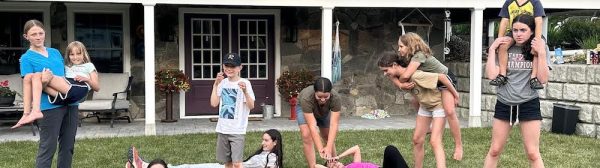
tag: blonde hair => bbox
[398,32,433,61]
[65,41,91,66]
[23,19,45,35]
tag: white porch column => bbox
[468,7,484,127]
[321,6,334,80]
[143,2,157,135]
[488,21,495,48]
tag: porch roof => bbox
[9,0,600,9]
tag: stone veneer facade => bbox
[448,62,600,138]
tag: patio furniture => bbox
[78,73,132,128]
[0,74,38,136]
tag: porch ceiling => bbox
[10,0,600,10]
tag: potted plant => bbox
[276,69,314,120]
[155,69,191,122]
[0,80,18,106]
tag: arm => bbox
[388,75,415,90]
[534,17,544,39]
[304,112,325,155]
[240,81,255,109]
[210,73,224,107]
[399,61,420,82]
[87,71,100,92]
[334,145,362,163]
[497,18,509,37]
[486,37,510,79]
[532,37,550,83]
[324,111,340,158]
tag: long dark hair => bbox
[314,77,332,93]
[148,159,168,168]
[378,51,408,68]
[245,129,283,168]
[512,14,536,61]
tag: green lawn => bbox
[1,127,599,168]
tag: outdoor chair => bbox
[78,73,132,128]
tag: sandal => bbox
[529,77,544,89]
[489,74,508,86]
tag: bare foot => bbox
[453,147,463,161]
[11,110,43,129]
[11,113,30,129]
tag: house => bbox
[1,0,599,135]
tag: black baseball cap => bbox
[222,52,241,66]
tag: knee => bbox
[233,162,243,168]
[412,136,425,146]
[488,147,503,158]
[24,74,34,82]
[301,132,313,144]
[526,151,541,162]
[429,138,442,148]
[445,109,457,118]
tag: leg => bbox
[15,74,34,127]
[441,90,463,160]
[528,57,544,89]
[43,74,71,96]
[299,124,316,168]
[490,38,513,86]
[430,117,447,168]
[382,145,409,168]
[413,115,431,168]
[57,105,78,168]
[519,120,544,168]
[224,162,233,168]
[12,73,44,128]
[483,118,512,168]
[35,106,67,168]
[229,134,245,168]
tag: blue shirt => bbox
[20,48,66,111]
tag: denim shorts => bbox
[296,102,331,128]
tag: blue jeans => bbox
[295,102,331,128]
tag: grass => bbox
[1,127,599,168]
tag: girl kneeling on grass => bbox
[126,129,283,168]
[379,52,460,168]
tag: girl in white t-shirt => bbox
[12,41,99,129]
[126,129,284,168]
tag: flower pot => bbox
[0,95,15,107]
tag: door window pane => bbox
[190,19,223,80]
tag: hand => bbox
[318,148,330,159]
[74,75,89,82]
[41,68,53,81]
[238,82,247,93]
[530,37,546,56]
[327,156,339,163]
[453,92,460,105]
[490,36,511,51]
[400,82,415,90]
[215,72,225,85]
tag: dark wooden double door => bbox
[184,13,275,116]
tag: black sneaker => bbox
[529,77,544,89]
[489,74,508,86]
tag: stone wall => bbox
[278,8,449,117]
[448,62,600,138]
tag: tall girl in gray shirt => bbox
[484,14,549,168]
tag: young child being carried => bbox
[490,0,546,89]
[379,51,459,168]
[12,41,99,129]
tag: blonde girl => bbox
[390,32,463,160]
